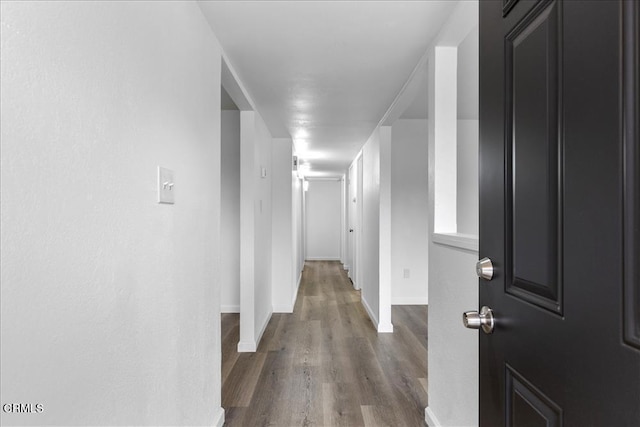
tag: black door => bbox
[478,1,640,425]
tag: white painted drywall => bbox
[239,111,257,352]
[254,114,273,341]
[457,27,479,237]
[457,120,479,236]
[360,130,381,328]
[0,2,225,425]
[378,126,394,332]
[426,2,479,426]
[239,110,273,352]
[292,160,305,294]
[305,180,342,260]
[433,46,458,234]
[221,110,241,313]
[426,243,478,427]
[347,160,359,283]
[391,119,430,305]
[357,155,364,289]
[302,180,308,262]
[457,26,479,122]
[271,138,298,313]
[340,176,348,267]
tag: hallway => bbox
[221,261,428,426]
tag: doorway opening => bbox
[221,85,241,315]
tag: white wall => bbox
[360,130,382,328]
[427,244,478,426]
[391,119,430,305]
[221,110,241,313]
[293,159,305,289]
[457,27,479,237]
[426,2,479,426]
[254,115,273,340]
[353,125,398,333]
[340,176,348,267]
[356,155,364,288]
[346,160,358,282]
[379,126,394,332]
[0,2,224,425]
[456,120,479,236]
[272,138,302,313]
[239,111,273,352]
[305,180,342,260]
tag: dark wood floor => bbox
[221,261,428,427]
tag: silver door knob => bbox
[463,306,495,334]
[476,257,494,280]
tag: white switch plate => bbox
[158,167,175,204]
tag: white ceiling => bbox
[199,1,456,177]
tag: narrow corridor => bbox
[221,261,428,426]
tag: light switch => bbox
[158,167,175,204]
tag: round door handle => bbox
[349,229,354,232]
[463,306,495,334]
[476,257,494,280]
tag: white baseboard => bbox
[274,272,303,314]
[273,303,293,313]
[360,301,392,333]
[256,310,271,347]
[305,256,341,261]
[237,340,256,352]
[391,297,428,305]
[361,296,379,330]
[425,406,441,427]
[293,272,302,305]
[343,264,350,271]
[238,310,273,352]
[221,304,240,313]
[377,321,394,333]
[213,407,225,427]
[296,270,302,294]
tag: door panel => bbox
[503,0,519,17]
[506,0,562,313]
[506,365,562,427]
[479,1,640,426]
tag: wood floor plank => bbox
[238,349,294,426]
[419,377,429,396]
[221,261,428,427]
[360,404,404,427]
[257,313,285,353]
[281,365,324,426]
[222,406,246,426]
[221,313,240,386]
[222,350,268,407]
[323,382,365,427]
[293,319,322,368]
